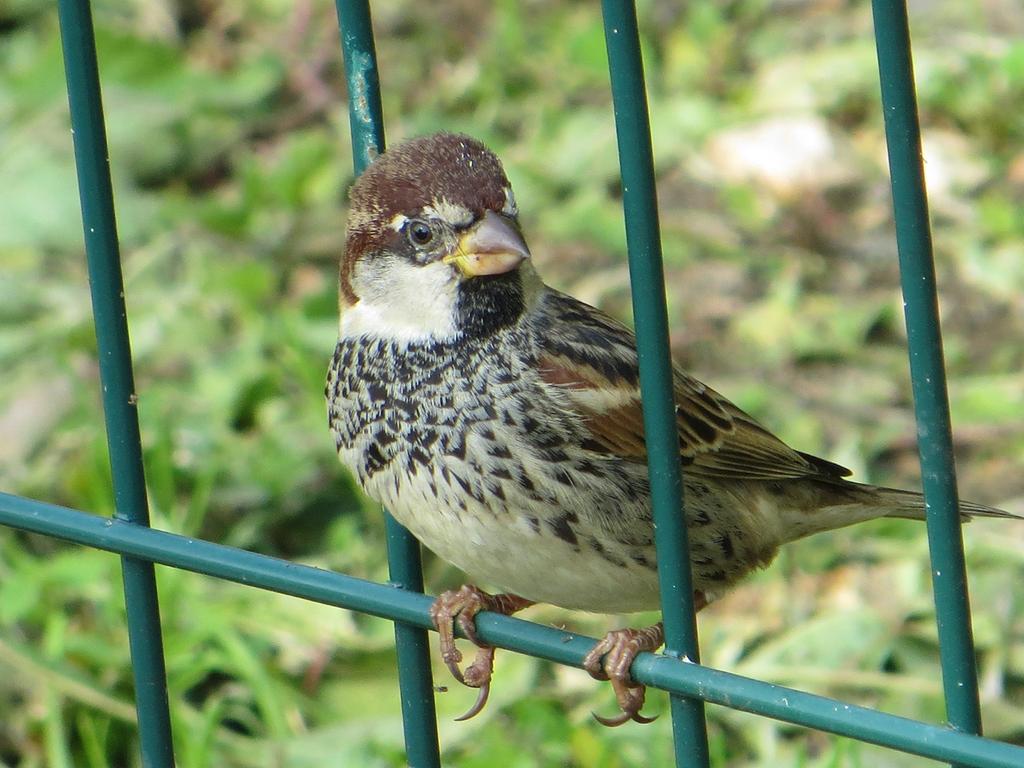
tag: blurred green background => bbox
[2,0,1023,765]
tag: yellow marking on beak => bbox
[443,249,526,277]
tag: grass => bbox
[1,0,1023,765]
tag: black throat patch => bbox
[455,272,526,339]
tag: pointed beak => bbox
[444,210,531,278]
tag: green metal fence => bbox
[0,1,1021,766]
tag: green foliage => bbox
[1,0,1023,766]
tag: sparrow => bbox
[326,132,1019,726]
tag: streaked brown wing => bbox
[535,290,850,482]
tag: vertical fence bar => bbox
[55,1,175,766]
[870,0,983,743]
[384,518,442,766]
[601,2,711,765]
[333,2,443,765]
[336,0,385,175]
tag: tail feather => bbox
[772,480,1021,547]
[868,485,1021,522]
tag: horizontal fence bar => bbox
[3,493,1022,768]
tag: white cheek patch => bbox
[340,258,460,342]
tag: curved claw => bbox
[592,709,658,727]
[444,655,467,686]
[454,682,491,722]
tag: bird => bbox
[326,131,1019,726]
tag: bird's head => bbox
[339,132,538,342]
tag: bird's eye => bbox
[407,219,434,247]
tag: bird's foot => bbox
[429,585,533,721]
[582,622,665,726]
[582,591,708,727]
